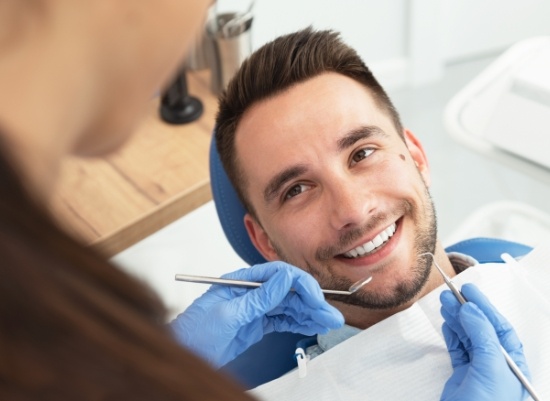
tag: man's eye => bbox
[352,147,374,164]
[284,184,309,200]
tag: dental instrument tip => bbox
[348,276,373,293]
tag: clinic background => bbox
[112,0,550,319]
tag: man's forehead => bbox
[239,73,378,126]
[232,73,397,190]
[236,74,385,142]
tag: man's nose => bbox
[326,177,373,231]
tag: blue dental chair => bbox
[208,137,533,389]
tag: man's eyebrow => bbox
[262,126,387,204]
[337,126,389,151]
[263,164,308,203]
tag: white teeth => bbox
[343,222,397,258]
[363,241,375,253]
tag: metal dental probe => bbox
[420,252,541,401]
[175,274,372,295]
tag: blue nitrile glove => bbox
[439,283,530,401]
[170,261,344,368]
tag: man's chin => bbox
[327,269,430,310]
[329,291,414,310]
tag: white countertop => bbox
[111,200,246,320]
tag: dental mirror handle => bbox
[175,274,355,295]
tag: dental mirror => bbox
[175,274,373,295]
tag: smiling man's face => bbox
[236,72,439,328]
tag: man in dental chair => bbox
[171,28,539,401]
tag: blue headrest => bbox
[444,237,532,263]
[209,136,267,266]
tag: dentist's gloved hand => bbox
[440,283,530,401]
[170,262,344,368]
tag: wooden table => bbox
[49,70,218,258]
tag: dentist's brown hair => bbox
[0,143,253,400]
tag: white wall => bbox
[216,0,410,90]
[217,0,406,60]
[215,0,550,89]
[441,0,550,62]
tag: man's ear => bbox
[243,213,279,261]
[403,128,431,187]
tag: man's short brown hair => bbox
[215,27,403,218]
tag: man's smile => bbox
[341,222,397,258]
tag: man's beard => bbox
[271,191,438,310]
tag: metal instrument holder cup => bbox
[207,12,253,95]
